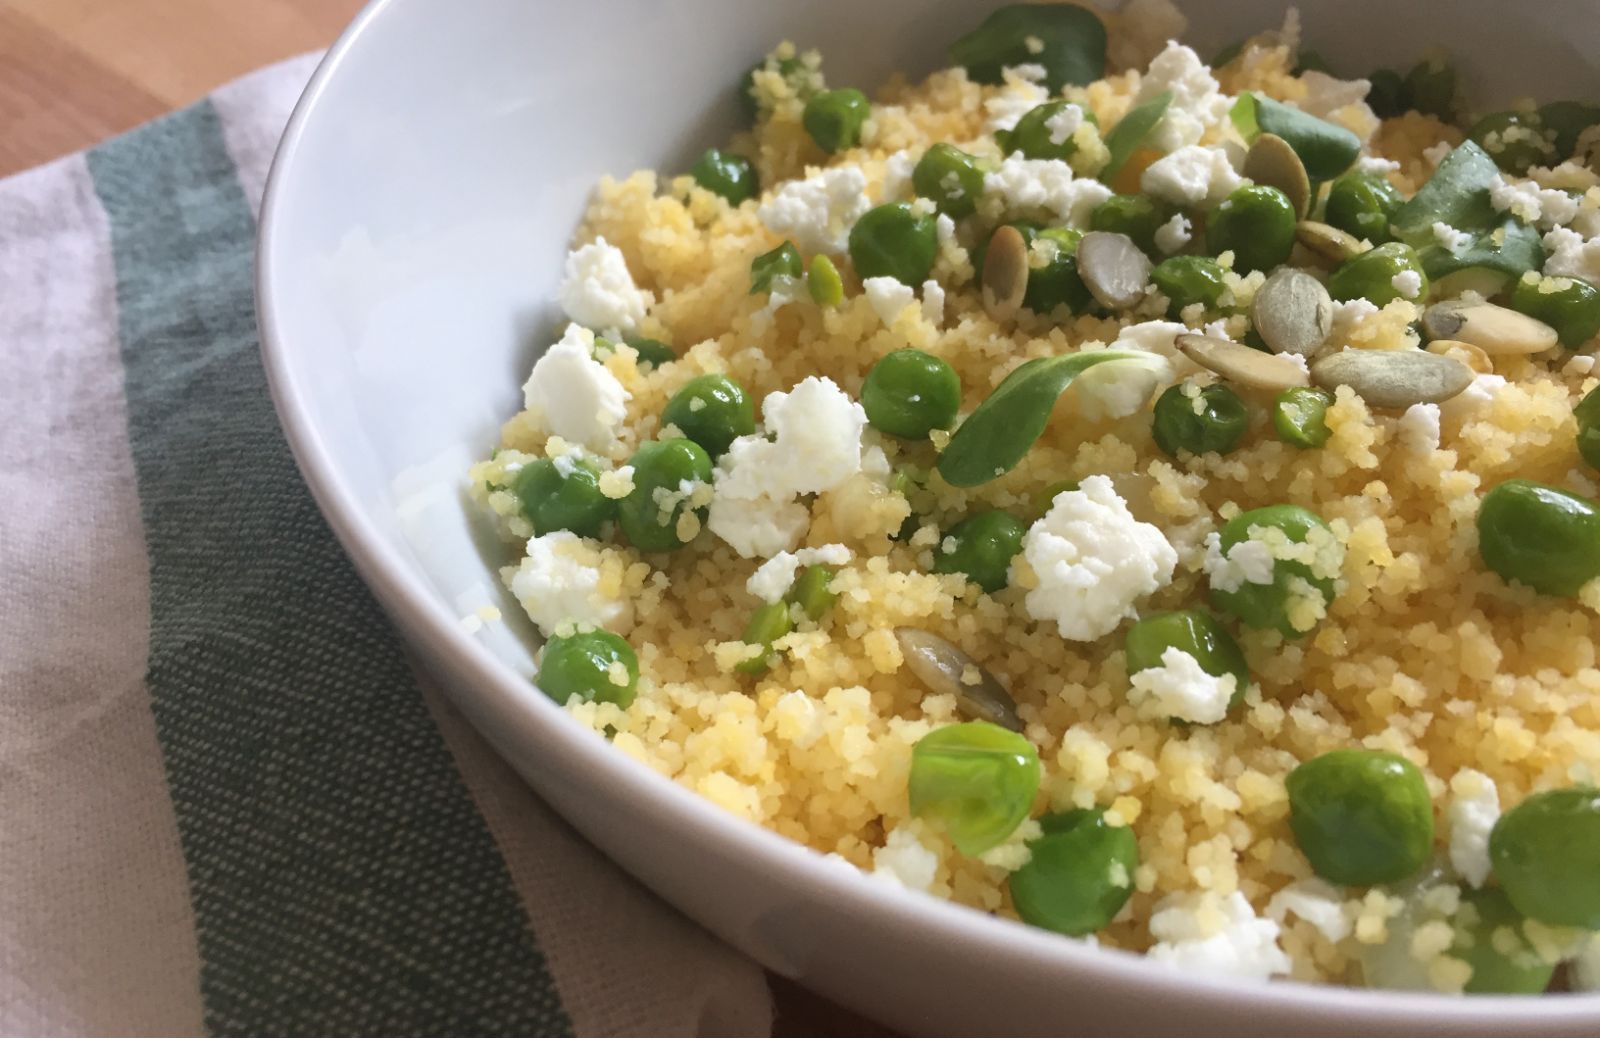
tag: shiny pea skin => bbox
[511,456,615,538]
[912,143,986,218]
[1150,255,1228,318]
[1123,609,1249,713]
[1090,193,1170,255]
[1476,479,1600,597]
[1207,184,1296,274]
[1404,53,1457,120]
[1007,100,1095,161]
[1286,749,1434,885]
[861,348,961,439]
[1449,887,1557,994]
[1575,384,1600,470]
[1323,172,1402,243]
[1152,382,1249,457]
[1209,504,1339,638]
[1023,228,1093,315]
[618,438,714,552]
[626,337,676,369]
[1272,386,1335,449]
[1489,786,1600,928]
[803,88,871,154]
[909,721,1041,856]
[1008,809,1138,936]
[750,241,803,294]
[1327,241,1429,306]
[736,601,793,676]
[787,565,837,621]
[1032,478,1080,518]
[689,148,759,204]
[1509,271,1600,348]
[660,374,755,458]
[932,510,1027,593]
[1467,111,1557,175]
[537,628,639,707]
[849,201,939,286]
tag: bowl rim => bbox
[255,0,1600,1026]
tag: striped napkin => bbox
[0,54,770,1038]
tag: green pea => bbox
[626,337,675,369]
[1152,382,1249,457]
[689,148,759,205]
[1575,384,1600,471]
[787,565,837,621]
[1006,101,1096,161]
[511,456,615,538]
[808,255,844,307]
[1323,172,1403,244]
[912,143,986,219]
[1286,749,1434,885]
[1509,271,1600,348]
[1366,68,1408,119]
[861,349,961,439]
[1207,184,1296,274]
[932,510,1027,593]
[750,241,803,294]
[660,375,754,458]
[1403,53,1457,120]
[1477,479,1600,597]
[1273,387,1335,449]
[1490,786,1600,928]
[1466,111,1557,176]
[849,201,939,286]
[1149,255,1228,318]
[909,720,1041,856]
[803,88,871,154]
[1449,887,1557,995]
[1032,478,1080,518]
[537,628,639,707]
[1327,241,1429,306]
[1089,193,1171,256]
[618,438,713,552]
[736,601,793,676]
[1123,609,1249,716]
[1539,100,1600,161]
[1023,228,1093,315]
[1209,504,1340,638]
[1008,809,1138,936]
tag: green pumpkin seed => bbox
[1253,268,1333,357]
[1244,133,1312,219]
[1296,220,1369,264]
[1177,333,1312,392]
[982,224,1030,320]
[1310,348,1473,409]
[1078,231,1152,311]
[894,627,1023,732]
[1421,299,1560,356]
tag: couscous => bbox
[470,1,1600,992]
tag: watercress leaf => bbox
[936,350,1153,487]
[1231,93,1360,181]
[1418,217,1543,280]
[949,4,1107,93]
[1390,140,1500,244]
[1101,91,1172,180]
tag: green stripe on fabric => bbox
[88,102,575,1037]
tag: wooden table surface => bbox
[0,2,905,1034]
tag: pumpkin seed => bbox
[1426,337,1493,374]
[1078,230,1152,310]
[1253,268,1334,357]
[1311,348,1474,409]
[1296,220,1369,264]
[1421,299,1560,356]
[1244,133,1312,219]
[893,627,1023,732]
[981,224,1030,320]
[1177,333,1312,392]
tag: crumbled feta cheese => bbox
[1141,145,1245,209]
[1203,533,1276,592]
[1154,212,1192,254]
[1357,155,1402,175]
[707,491,810,559]
[1045,103,1085,146]
[1137,42,1233,153]
[1267,878,1353,944]
[1147,891,1292,979]
[1391,269,1423,300]
[1489,175,1580,230]
[880,149,916,201]
[1296,71,1371,120]
[522,324,631,451]
[1543,226,1600,284]
[746,543,852,602]
[983,156,1113,227]
[1072,352,1174,422]
[864,276,916,326]
[1397,402,1441,454]
[1441,373,1508,421]
[1573,934,1600,991]
[1432,221,1472,253]
[508,532,630,636]
[921,279,946,326]
[557,237,653,335]
[873,826,940,891]
[1128,645,1237,724]
[1016,475,1177,641]
[758,166,872,255]
[1447,769,1501,889]
[983,65,1051,134]
[1330,297,1379,342]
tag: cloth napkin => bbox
[0,54,771,1038]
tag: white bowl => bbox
[257,1,1600,1034]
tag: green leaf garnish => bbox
[1389,140,1500,243]
[949,4,1106,93]
[1418,217,1543,280]
[1231,93,1360,181]
[1100,91,1172,181]
[936,350,1153,487]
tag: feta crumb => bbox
[746,543,852,602]
[1447,769,1501,889]
[983,66,1051,134]
[1128,645,1237,724]
[1357,155,1402,175]
[758,166,872,255]
[1147,891,1292,979]
[1330,297,1379,342]
[983,156,1112,227]
[920,279,946,326]
[1141,145,1245,209]
[879,149,916,201]
[1202,533,1276,592]
[1441,373,1508,421]
[707,491,810,559]
[522,324,632,451]
[1391,269,1423,300]
[1432,221,1472,253]
[1542,226,1600,284]
[1489,174,1580,231]
[1044,103,1085,146]
[508,532,630,636]
[1397,403,1441,455]
[1154,212,1193,254]
[873,825,939,891]
[864,276,916,326]
[1137,42,1233,153]
[1267,878,1353,944]
[1296,71,1372,120]
[1016,475,1177,642]
[1072,352,1174,422]
[557,237,653,335]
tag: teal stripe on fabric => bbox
[88,103,575,1037]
